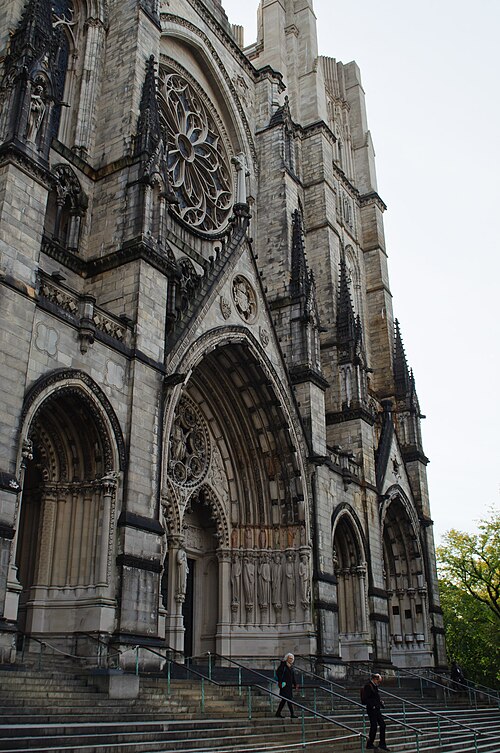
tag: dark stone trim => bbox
[314,571,337,586]
[359,191,387,212]
[429,605,444,615]
[289,366,329,391]
[368,587,389,600]
[315,600,338,613]
[0,140,52,187]
[116,554,162,573]
[326,407,376,426]
[369,612,390,623]
[118,511,164,536]
[401,447,430,465]
[109,632,166,648]
[0,472,21,494]
[431,626,446,635]
[0,524,15,540]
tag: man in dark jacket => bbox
[363,673,389,750]
[275,652,298,718]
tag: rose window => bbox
[159,71,233,234]
[168,396,210,488]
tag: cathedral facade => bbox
[0,0,446,671]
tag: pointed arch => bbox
[331,505,370,659]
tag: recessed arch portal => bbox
[332,509,370,661]
[382,494,430,663]
[162,338,313,658]
[15,371,124,637]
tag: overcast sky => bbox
[221,0,500,544]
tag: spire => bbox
[336,251,358,363]
[7,0,53,68]
[393,319,412,398]
[135,56,162,158]
[290,208,308,297]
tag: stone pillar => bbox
[216,549,232,656]
[356,564,368,633]
[164,537,185,655]
[98,473,117,586]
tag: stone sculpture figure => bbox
[231,555,242,605]
[176,548,189,600]
[285,553,295,607]
[242,555,255,608]
[257,554,271,608]
[271,553,283,609]
[26,85,46,144]
[299,553,311,606]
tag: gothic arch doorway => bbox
[15,377,123,644]
[333,513,369,661]
[182,489,219,657]
[382,496,430,666]
[163,338,315,660]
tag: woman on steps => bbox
[275,653,298,718]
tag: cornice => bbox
[288,366,329,392]
[359,190,387,212]
[326,407,376,426]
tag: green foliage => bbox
[438,580,500,687]
[437,508,500,688]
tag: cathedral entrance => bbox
[333,514,369,661]
[383,497,431,666]
[13,379,121,646]
[162,340,315,661]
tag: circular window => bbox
[159,70,233,234]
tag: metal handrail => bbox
[292,658,422,753]
[138,648,366,751]
[209,652,371,750]
[414,666,500,706]
[75,632,122,668]
[351,660,458,703]
[319,661,488,752]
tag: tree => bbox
[437,508,500,687]
[438,580,500,687]
[437,508,500,621]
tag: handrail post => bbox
[207,652,212,681]
[135,645,139,676]
[247,685,252,720]
[313,686,317,713]
[415,731,420,753]
[238,666,242,697]
[474,731,478,753]
[167,659,171,695]
[437,717,441,746]
[419,675,423,698]
[402,700,406,723]
[201,677,205,713]
[301,710,306,749]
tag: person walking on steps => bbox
[275,652,298,718]
[362,673,389,751]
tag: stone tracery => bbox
[159,70,233,233]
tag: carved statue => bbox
[231,555,242,605]
[176,548,189,599]
[242,555,255,607]
[231,152,249,204]
[299,553,311,606]
[271,553,283,609]
[257,554,271,608]
[285,553,295,607]
[26,85,46,145]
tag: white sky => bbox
[221,0,500,544]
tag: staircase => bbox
[0,654,499,753]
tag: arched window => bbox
[43,164,87,252]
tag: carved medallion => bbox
[168,396,210,488]
[159,71,233,234]
[232,275,257,323]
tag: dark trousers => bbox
[277,698,296,717]
[367,706,386,745]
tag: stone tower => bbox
[0,0,446,670]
